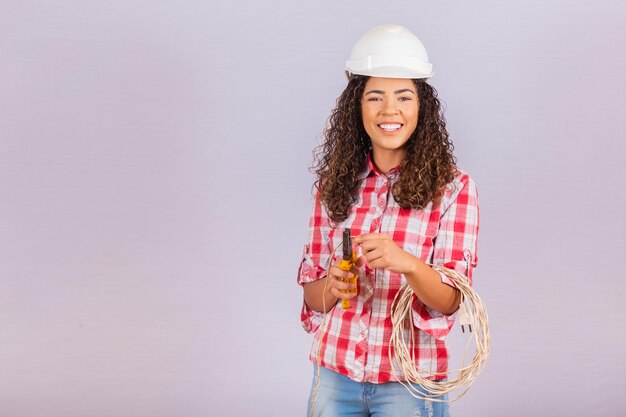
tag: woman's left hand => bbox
[352,233,418,275]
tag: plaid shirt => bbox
[297,156,479,383]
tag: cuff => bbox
[297,244,328,286]
[300,300,324,334]
[411,296,459,341]
[437,270,458,289]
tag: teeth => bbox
[379,123,401,131]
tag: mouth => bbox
[377,123,403,133]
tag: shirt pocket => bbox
[398,207,439,262]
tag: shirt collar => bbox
[359,153,401,180]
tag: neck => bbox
[371,149,405,174]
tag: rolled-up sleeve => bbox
[412,173,480,340]
[297,191,333,333]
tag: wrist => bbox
[404,254,422,277]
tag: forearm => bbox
[404,257,461,315]
[303,276,339,313]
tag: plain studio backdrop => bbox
[1,1,625,416]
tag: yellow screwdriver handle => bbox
[339,253,357,310]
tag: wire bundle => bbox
[310,245,489,416]
[389,265,490,402]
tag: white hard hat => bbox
[345,24,433,79]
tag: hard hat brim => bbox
[345,66,433,79]
[345,56,433,80]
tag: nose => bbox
[381,99,399,115]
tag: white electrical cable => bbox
[310,245,490,416]
[389,265,490,402]
[309,239,344,417]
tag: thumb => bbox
[355,255,366,268]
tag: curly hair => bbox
[312,75,457,223]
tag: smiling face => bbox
[361,77,419,170]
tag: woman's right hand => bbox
[325,256,365,300]
[302,255,365,312]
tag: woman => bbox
[297,24,479,417]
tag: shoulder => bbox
[440,167,479,210]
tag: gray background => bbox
[1,1,625,416]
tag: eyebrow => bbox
[364,88,416,96]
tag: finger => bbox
[353,233,388,245]
[350,264,361,277]
[329,287,357,300]
[364,248,384,265]
[332,256,354,267]
[329,265,354,279]
[367,260,381,270]
[329,277,356,292]
[358,239,383,252]
[355,255,366,268]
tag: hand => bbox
[326,256,366,300]
[353,233,418,275]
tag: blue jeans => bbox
[307,365,450,417]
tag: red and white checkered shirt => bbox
[297,156,479,383]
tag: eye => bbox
[367,97,382,102]
[398,96,413,102]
